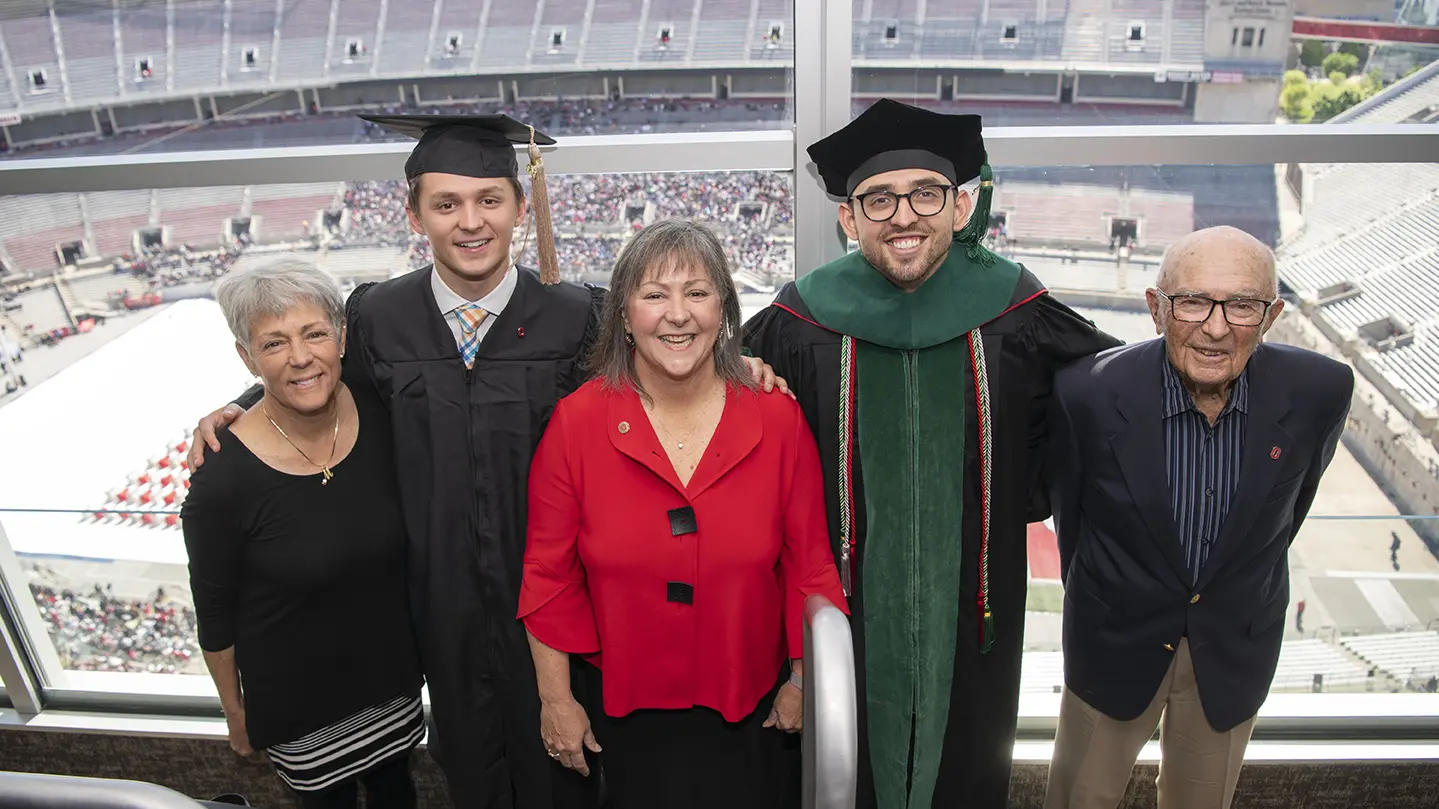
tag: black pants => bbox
[584,663,800,809]
[294,752,416,809]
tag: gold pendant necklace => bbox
[650,384,722,450]
[262,402,341,485]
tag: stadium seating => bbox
[1019,650,1064,694]
[171,0,225,92]
[57,11,121,104]
[273,0,330,83]
[1342,631,1439,684]
[1271,638,1375,692]
[588,0,644,66]
[2,1,63,111]
[86,191,155,257]
[118,1,170,96]
[378,0,436,76]
[331,0,384,78]
[0,0,1224,113]
[1170,0,1208,64]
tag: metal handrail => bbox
[0,771,209,807]
[801,593,857,809]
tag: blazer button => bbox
[1164,643,1175,651]
[1190,594,1201,604]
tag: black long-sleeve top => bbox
[181,387,422,749]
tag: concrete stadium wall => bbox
[1075,74,1187,104]
[213,91,305,118]
[853,69,945,98]
[411,76,505,103]
[515,73,610,100]
[1195,80,1283,122]
[6,110,98,144]
[112,99,200,130]
[619,70,716,97]
[315,81,405,110]
[956,70,1062,100]
[728,69,788,97]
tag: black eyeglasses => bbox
[1155,291,1275,326]
[849,184,956,222]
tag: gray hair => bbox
[589,219,753,396]
[215,259,345,351]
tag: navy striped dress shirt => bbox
[1162,359,1249,584]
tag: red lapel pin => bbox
[517,327,525,338]
[1270,446,1281,460]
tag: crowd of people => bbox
[326,169,796,283]
[30,583,201,675]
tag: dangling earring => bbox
[625,331,634,347]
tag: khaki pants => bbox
[1044,639,1257,809]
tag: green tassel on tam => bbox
[981,610,995,655]
[954,161,996,267]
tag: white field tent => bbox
[0,300,253,564]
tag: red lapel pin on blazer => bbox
[1271,446,1282,460]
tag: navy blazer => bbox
[1048,338,1353,732]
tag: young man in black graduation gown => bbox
[742,99,1122,809]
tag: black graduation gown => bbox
[741,268,1122,809]
[344,266,603,809]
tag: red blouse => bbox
[518,379,848,721]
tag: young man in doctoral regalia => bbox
[743,98,1122,809]
[187,114,782,808]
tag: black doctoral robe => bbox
[742,268,1121,809]
[240,265,603,809]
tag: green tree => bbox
[1299,40,1328,68]
[1329,71,1348,86]
[1338,42,1367,58]
[1322,52,1360,77]
[1360,69,1383,94]
[1281,82,1314,123]
[1284,69,1308,88]
[1313,86,1365,121]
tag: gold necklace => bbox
[262,401,341,485]
[649,384,722,450]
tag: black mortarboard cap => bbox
[806,98,985,198]
[358,113,557,181]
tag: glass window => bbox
[1,0,793,159]
[0,168,793,697]
[1243,27,1256,47]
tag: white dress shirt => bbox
[430,264,518,356]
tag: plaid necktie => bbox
[454,302,489,369]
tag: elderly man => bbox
[1044,226,1353,809]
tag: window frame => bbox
[0,0,1437,743]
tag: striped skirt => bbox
[267,693,425,793]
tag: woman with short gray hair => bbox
[183,260,423,809]
[519,219,847,808]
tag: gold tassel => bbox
[526,125,561,285]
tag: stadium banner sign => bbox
[1155,69,1212,83]
[0,112,21,127]
[1217,0,1291,19]
[1154,69,1250,84]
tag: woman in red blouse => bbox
[518,219,847,808]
